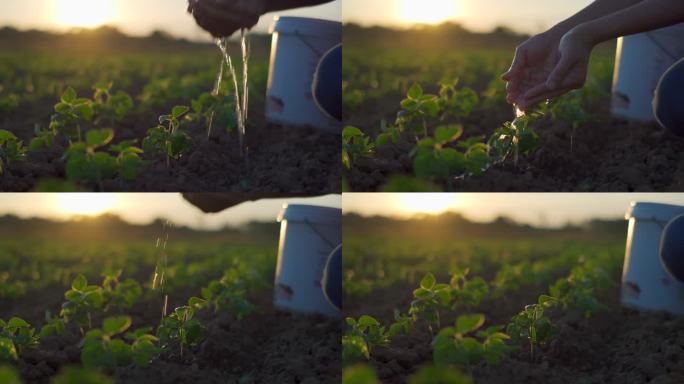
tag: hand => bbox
[187,0,265,38]
[182,193,255,213]
[517,27,596,111]
[501,31,562,110]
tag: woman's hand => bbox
[517,26,597,110]
[501,31,562,109]
[187,0,266,38]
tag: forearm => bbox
[548,0,644,38]
[264,0,334,13]
[576,0,684,44]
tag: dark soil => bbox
[1,102,340,193]
[1,286,341,383]
[345,95,684,192]
[345,279,684,383]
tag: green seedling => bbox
[53,366,114,384]
[343,126,375,170]
[143,106,193,167]
[189,92,236,136]
[488,113,541,167]
[413,125,490,188]
[39,311,65,338]
[432,314,511,367]
[81,315,159,369]
[408,364,473,384]
[0,129,27,175]
[409,272,451,334]
[449,267,489,309]
[201,268,255,320]
[506,297,558,362]
[549,262,608,318]
[63,129,118,186]
[157,301,207,359]
[0,317,39,361]
[29,123,58,150]
[397,83,440,138]
[91,81,133,125]
[101,270,142,312]
[52,87,94,142]
[388,309,414,337]
[438,79,478,120]
[110,140,146,181]
[60,274,104,331]
[343,315,389,363]
[542,92,590,153]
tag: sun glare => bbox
[57,194,118,217]
[54,0,115,28]
[399,0,458,25]
[396,193,460,215]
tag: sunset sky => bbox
[343,193,684,228]
[343,0,594,33]
[0,193,341,230]
[0,0,340,41]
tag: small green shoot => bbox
[0,129,27,175]
[432,314,511,366]
[0,317,39,361]
[81,315,159,369]
[143,106,193,167]
[343,315,389,363]
[343,126,375,170]
[409,272,451,334]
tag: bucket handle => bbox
[303,219,337,249]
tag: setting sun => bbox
[57,194,118,216]
[54,0,115,28]
[399,0,458,25]
[395,193,460,215]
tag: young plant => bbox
[39,311,65,338]
[408,364,472,384]
[201,268,255,319]
[388,309,414,337]
[432,314,511,367]
[438,79,478,120]
[60,274,104,330]
[343,315,389,363]
[100,270,142,312]
[0,130,27,175]
[506,296,558,362]
[29,124,58,151]
[52,87,94,142]
[91,81,134,125]
[543,92,590,152]
[409,272,451,334]
[81,315,159,369]
[189,92,236,136]
[157,300,207,359]
[449,267,490,309]
[143,106,193,167]
[413,125,490,187]
[343,126,375,170]
[488,112,541,167]
[0,317,39,361]
[110,140,146,181]
[397,83,439,138]
[63,129,118,186]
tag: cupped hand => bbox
[501,32,561,109]
[187,0,264,38]
[516,28,595,111]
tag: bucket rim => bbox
[625,201,684,222]
[277,204,341,223]
[269,16,342,36]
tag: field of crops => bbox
[0,31,339,192]
[0,219,340,383]
[342,220,684,383]
[342,27,684,192]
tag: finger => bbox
[522,82,551,101]
[546,56,577,90]
[501,48,525,80]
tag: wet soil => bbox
[1,286,341,384]
[1,102,340,193]
[345,95,684,192]
[345,277,684,383]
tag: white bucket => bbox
[274,204,341,317]
[266,16,342,134]
[622,202,684,314]
[611,23,684,122]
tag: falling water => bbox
[511,106,525,167]
[152,221,172,321]
[215,29,250,158]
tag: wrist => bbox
[567,23,601,49]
